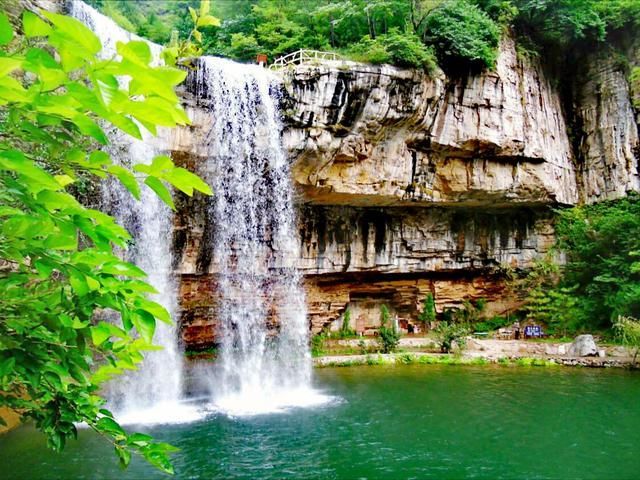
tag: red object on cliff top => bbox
[256,53,268,66]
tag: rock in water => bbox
[568,335,598,357]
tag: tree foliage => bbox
[433,322,469,353]
[423,0,501,71]
[0,8,211,473]
[377,304,400,353]
[553,195,640,330]
[418,292,436,326]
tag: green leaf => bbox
[116,41,152,66]
[91,322,127,345]
[102,261,146,278]
[200,0,211,17]
[0,151,61,191]
[0,13,13,46]
[188,6,198,23]
[144,177,175,210]
[96,416,126,437]
[0,58,22,78]
[42,11,101,56]
[55,174,75,187]
[197,15,221,28]
[135,298,171,324]
[0,357,16,377]
[23,11,52,37]
[72,114,108,145]
[89,151,111,167]
[69,270,89,296]
[108,165,140,200]
[150,155,174,173]
[165,167,213,196]
[131,310,156,344]
[115,445,131,469]
[127,432,153,447]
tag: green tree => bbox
[0,8,211,472]
[418,292,436,328]
[377,304,400,353]
[433,322,469,353]
[346,28,438,71]
[554,195,640,330]
[339,307,355,338]
[422,0,500,71]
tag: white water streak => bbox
[192,58,327,416]
[70,1,194,424]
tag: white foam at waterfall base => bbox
[211,387,337,418]
[193,57,334,417]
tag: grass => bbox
[315,353,560,368]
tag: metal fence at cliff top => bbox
[268,49,345,70]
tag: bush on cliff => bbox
[422,0,501,71]
[345,29,438,72]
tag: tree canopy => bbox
[90,0,640,72]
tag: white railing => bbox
[269,49,343,70]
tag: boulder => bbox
[567,335,598,357]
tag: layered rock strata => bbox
[170,36,637,347]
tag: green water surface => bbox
[1,365,639,479]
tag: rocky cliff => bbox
[170,34,639,348]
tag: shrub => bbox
[337,307,357,339]
[422,0,500,71]
[228,32,260,61]
[474,316,511,333]
[345,29,438,72]
[434,322,470,353]
[311,333,327,357]
[377,304,401,353]
[614,315,640,366]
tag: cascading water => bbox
[69,1,199,424]
[190,58,330,416]
[72,0,332,421]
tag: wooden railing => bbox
[269,49,343,70]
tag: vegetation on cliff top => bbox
[89,0,640,72]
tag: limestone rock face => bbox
[282,37,578,207]
[567,335,598,357]
[572,50,640,203]
[166,34,638,348]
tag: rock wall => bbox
[171,34,638,348]
[571,45,640,203]
[283,37,578,208]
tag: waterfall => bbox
[71,0,331,421]
[190,58,328,416]
[69,1,199,424]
